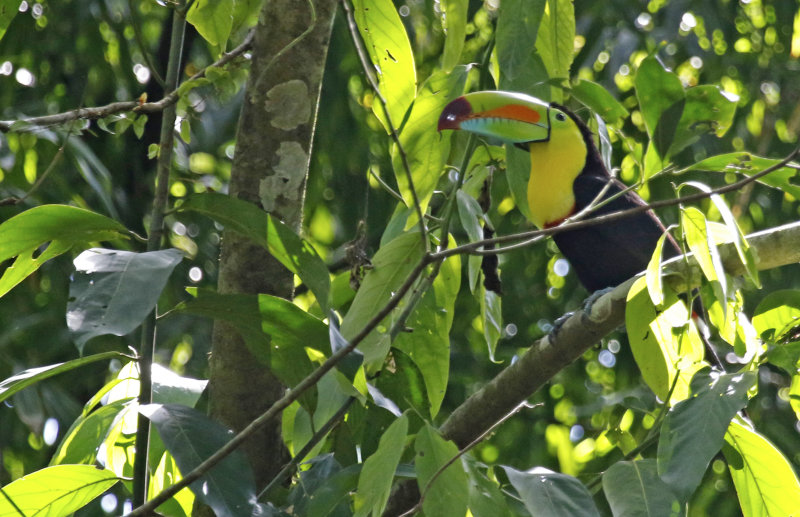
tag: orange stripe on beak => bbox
[473,104,542,124]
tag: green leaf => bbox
[353,414,408,517]
[681,152,800,199]
[151,363,208,408]
[0,1,22,42]
[658,371,756,502]
[602,460,683,517]
[682,181,759,287]
[149,451,195,517]
[668,85,738,157]
[440,0,467,71]
[186,0,234,49]
[652,98,685,161]
[635,55,685,143]
[753,290,800,343]
[414,424,468,517]
[645,232,670,307]
[463,456,513,517]
[503,466,601,517]
[352,0,416,132]
[0,465,118,516]
[288,454,360,516]
[570,79,629,124]
[456,191,484,293]
[497,0,546,91]
[0,351,125,404]
[67,248,183,351]
[177,290,323,409]
[0,205,127,298]
[481,287,503,362]
[392,66,468,225]
[176,192,331,312]
[49,399,130,466]
[535,0,575,102]
[626,277,707,402]
[681,207,727,306]
[724,420,800,516]
[140,403,257,517]
[340,232,425,371]
[394,236,459,417]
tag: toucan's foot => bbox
[582,287,615,315]
[551,311,575,336]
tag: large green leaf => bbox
[503,466,600,517]
[463,456,513,517]
[602,460,683,517]
[353,414,408,517]
[658,371,756,502]
[570,79,629,124]
[535,0,575,102]
[497,0,546,91]
[626,277,707,402]
[67,248,183,351]
[0,351,125,404]
[635,54,685,157]
[50,399,131,466]
[352,0,416,132]
[440,0,467,71]
[724,420,800,516]
[681,152,800,199]
[186,0,233,49]
[140,403,257,517]
[176,192,331,312]
[177,290,323,409]
[393,66,468,224]
[340,232,425,371]
[0,465,119,516]
[681,207,727,306]
[669,85,737,157]
[0,0,22,42]
[0,205,127,298]
[394,237,459,417]
[414,424,468,517]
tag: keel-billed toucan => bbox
[438,91,680,291]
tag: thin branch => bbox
[399,401,532,517]
[258,396,356,499]
[0,30,255,133]
[127,256,431,516]
[128,0,166,87]
[340,0,428,252]
[431,145,800,261]
[132,3,186,507]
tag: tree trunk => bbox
[208,0,337,490]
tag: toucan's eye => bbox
[554,112,566,122]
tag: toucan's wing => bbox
[553,174,678,291]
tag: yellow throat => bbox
[526,119,588,229]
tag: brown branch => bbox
[0,30,255,133]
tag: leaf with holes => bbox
[67,248,183,352]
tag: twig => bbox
[258,396,356,499]
[431,145,800,260]
[398,401,531,517]
[340,0,428,252]
[0,30,255,133]
[132,3,186,507]
[127,257,431,516]
[127,0,166,87]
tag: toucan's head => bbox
[438,91,576,148]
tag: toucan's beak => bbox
[438,90,551,144]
